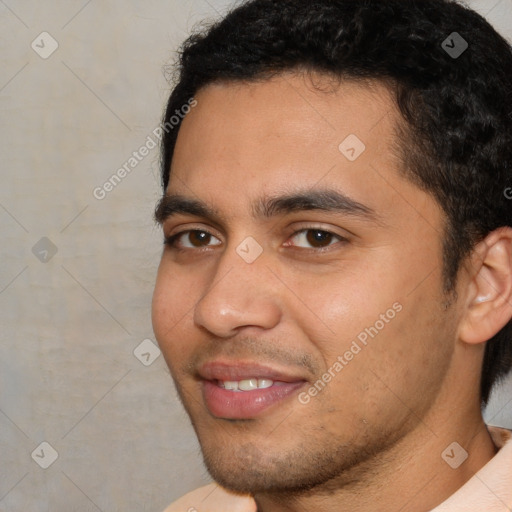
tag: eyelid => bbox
[284,221,351,239]
[164,222,221,238]
[164,225,223,250]
[284,226,348,250]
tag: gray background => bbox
[0,0,511,510]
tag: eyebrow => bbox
[154,189,377,225]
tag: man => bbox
[152,0,512,510]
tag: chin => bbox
[198,436,366,495]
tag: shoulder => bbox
[162,483,257,512]
[488,425,511,449]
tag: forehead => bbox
[166,73,425,224]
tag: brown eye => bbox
[188,231,212,247]
[166,230,221,249]
[289,229,342,249]
[306,230,334,247]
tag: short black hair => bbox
[159,0,512,405]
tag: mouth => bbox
[217,378,276,390]
[198,362,308,419]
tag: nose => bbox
[193,244,282,338]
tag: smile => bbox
[198,362,308,419]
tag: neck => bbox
[254,415,496,512]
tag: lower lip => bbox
[202,380,305,419]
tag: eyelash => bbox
[163,228,347,253]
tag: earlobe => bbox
[459,227,512,345]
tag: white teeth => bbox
[218,378,275,391]
[238,378,258,391]
[257,379,273,389]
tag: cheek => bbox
[287,243,449,379]
[287,263,401,362]
[151,263,198,365]
[320,277,452,419]
[152,268,174,338]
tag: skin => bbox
[152,72,502,511]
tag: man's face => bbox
[152,73,460,493]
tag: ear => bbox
[459,227,512,345]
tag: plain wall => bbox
[0,0,511,510]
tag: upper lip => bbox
[198,360,308,383]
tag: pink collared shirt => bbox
[164,426,512,512]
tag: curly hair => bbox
[159,0,512,406]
